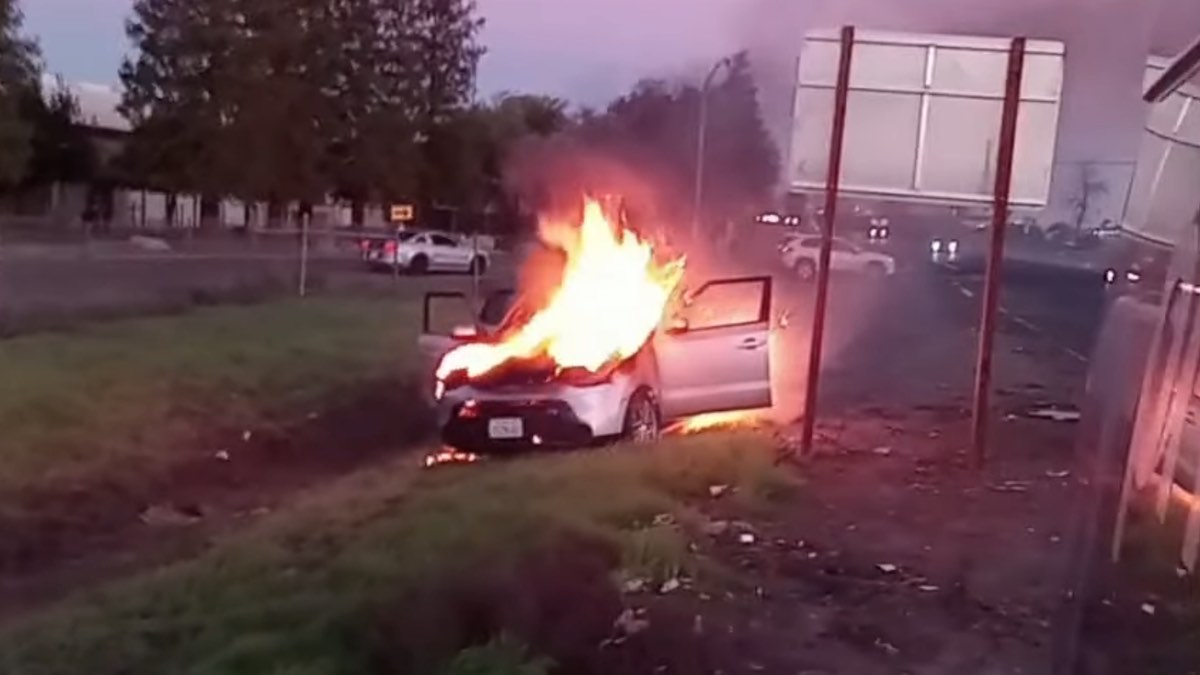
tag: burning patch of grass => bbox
[0,432,788,675]
[0,297,420,500]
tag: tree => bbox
[0,0,40,187]
[701,51,779,219]
[527,54,778,230]
[121,0,486,225]
[20,77,97,187]
[411,0,486,208]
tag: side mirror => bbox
[451,324,478,338]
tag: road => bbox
[0,249,516,334]
[758,244,1106,425]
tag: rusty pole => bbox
[971,37,1026,465]
[799,25,855,456]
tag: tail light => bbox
[384,240,398,253]
[359,240,370,252]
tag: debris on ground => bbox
[990,480,1031,493]
[872,446,893,456]
[701,519,730,536]
[1025,405,1081,423]
[214,449,231,462]
[708,484,730,498]
[659,578,682,594]
[139,504,203,527]
[621,576,648,594]
[612,608,650,637]
[877,563,899,574]
[242,430,253,442]
[739,532,757,545]
[1141,602,1157,616]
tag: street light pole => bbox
[691,57,733,240]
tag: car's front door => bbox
[655,276,773,419]
[418,290,515,401]
[430,234,469,270]
[830,239,859,272]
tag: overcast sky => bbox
[21,0,1200,161]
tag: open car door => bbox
[656,276,773,419]
[418,289,516,402]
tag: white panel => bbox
[841,91,922,189]
[790,29,1065,207]
[922,97,1000,196]
[849,42,927,90]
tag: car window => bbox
[396,231,418,242]
[430,234,458,247]
[832,240,857,253]
[680,279,769,331]
[799,237,823,249]
[480,290,516,327]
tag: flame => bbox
[436,198,685,383]
[672,410,767,434]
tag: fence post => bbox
[970,37,1026,466]
[298,212,310,298]
[798,25,855,457]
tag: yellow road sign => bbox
[390,204,414,222]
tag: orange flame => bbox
[672,410,766,434]
[436,198,685,383]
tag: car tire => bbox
[469,256,487,276]
[865,261,888,279]
[409,255,429,275]
[795,258,817,282]
[622,388,661,443]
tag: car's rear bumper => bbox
[441,398,597,453]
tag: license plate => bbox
[488,417,524,440]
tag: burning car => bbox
[417,199,774,453]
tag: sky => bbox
[20,0,1200,168]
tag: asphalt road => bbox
[764,247,1106,419]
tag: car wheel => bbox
[469,256,487,276]
[795,258,817,282]
[623,388,661,443]
[409,255,429,275]
[865,261,888,279]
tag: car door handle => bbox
[737,338,766,350]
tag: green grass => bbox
[0,432,792,675]
[0,296,421,498]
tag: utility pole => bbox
[691,56,734,240]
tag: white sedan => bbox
[362,230,490,275]
[780,235,896,281]
[417,277,775,453]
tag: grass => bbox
[0,432,792,675]
[0,296,421,498]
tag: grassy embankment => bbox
[0,433,791,675]
[0,296,422,502]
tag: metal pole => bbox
[799,25,855,456]
[970,37,1026,465]
[298,211,310,297]
[691,58,731,241]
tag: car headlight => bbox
[1104,269,1116,284]
[931,240,943,253]
[948,240,959,254]
[1126,270,1142,283]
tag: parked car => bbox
[417,276,775,453]
[362,230,489,275]
[780,235,897,281]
